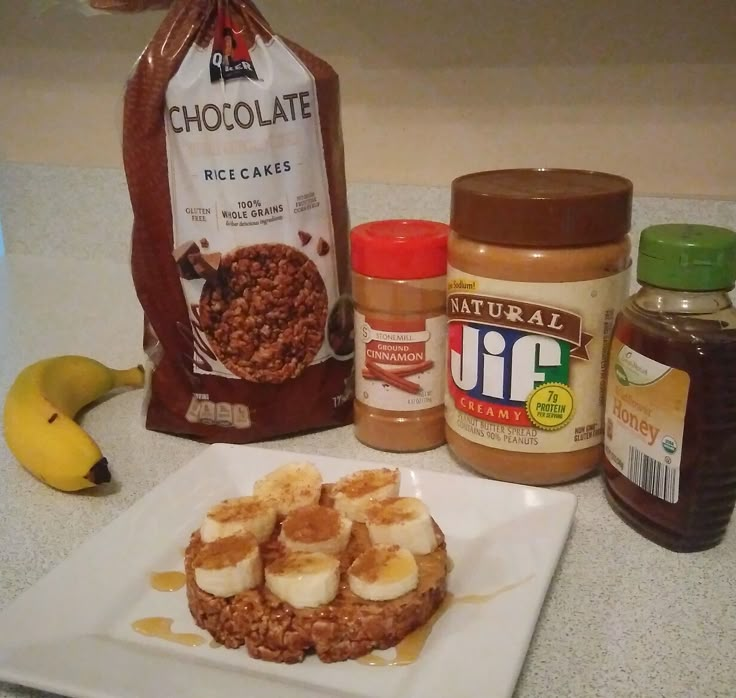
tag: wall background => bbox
[1,0,735,198]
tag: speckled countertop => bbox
[1,165,736,698]
[0,253,735,698]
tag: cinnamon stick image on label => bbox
[364,360,422,394]
[361,360,434,381]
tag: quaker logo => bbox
[210,7,258,83]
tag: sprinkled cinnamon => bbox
[348,545,402,583]
[208,497,272,522]
[282,505,340,542]
[334,469,398,498]
[193,533,258,570]
[366,497,424,525]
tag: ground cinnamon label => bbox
[358,322,441,401]
[350,220,449,452]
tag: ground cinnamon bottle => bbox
[351,220,450,452]
[602,224,736,551]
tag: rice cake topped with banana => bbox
[184,462,449,663]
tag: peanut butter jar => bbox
[352,220,450,452]
[446,169,632,485]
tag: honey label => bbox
[604,338,689,503]
[445,267,630,453]
[356,313,446,412]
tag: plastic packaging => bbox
[120,0,353,443]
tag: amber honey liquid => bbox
[150,571,186,592]
[603,312,736,551]
[131,617,205,647]
[356,583,527,666]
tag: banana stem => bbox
[111,365,145,389]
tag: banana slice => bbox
[365,497,438,554]
[279,504,353,554]
[265,551,340,608]
[253,462,322,518]
[193,533,262,598]
[332,468,400,522]
[348,545,419,602]
[200,496,276,544]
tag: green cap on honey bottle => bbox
[637,223,736,291]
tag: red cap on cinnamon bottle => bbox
[351,219,449,279]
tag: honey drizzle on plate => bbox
[357,579,531,667]
[150,570,186,592]
[131,617,205,647]
[356,594,452,667]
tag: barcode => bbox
[625,446,679,503]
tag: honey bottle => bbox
[602,224,736,551]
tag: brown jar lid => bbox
[450,168,633,247]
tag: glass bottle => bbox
[602,223,736,551]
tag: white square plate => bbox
[0,444,575,698]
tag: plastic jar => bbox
[446,168,632,485]
[351,219,450,452]
[603,224,736,551]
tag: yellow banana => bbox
[3,356,144,492]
